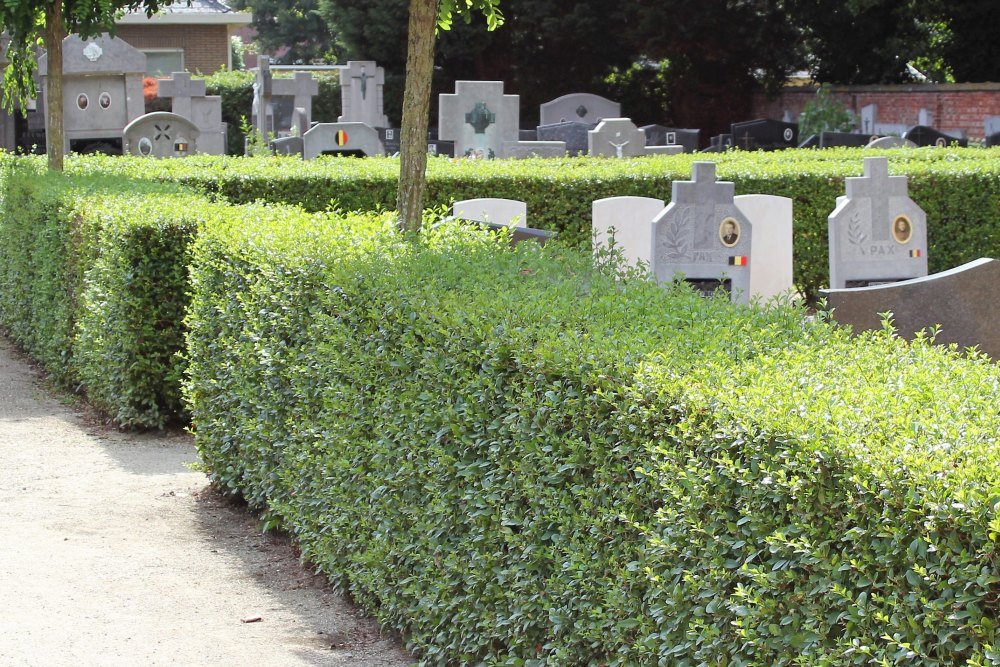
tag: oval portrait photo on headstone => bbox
[892,214,912,244]
[76,94,89,111]
[719,217,741,247]
[99,92,111,109]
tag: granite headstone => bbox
[591,196,666,269]
[539,93,620,126]
[123,111,199,157]
[302,122,385,159]
[338,61,389,128]
[587,119,646,158]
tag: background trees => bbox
[229,0,338,64]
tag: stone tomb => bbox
[730,119,798,151]
[157,72,226,154]
[302,123,385,159]
[798,131,874,149]
[734,194,794,302]
[123,112,199,157]
[588,119,647,158]
[651,162,753,303]
[828,157,927,289]
[642,125,700,153]
[338,60,389,129]
[38,33,146,153]
[592,196,666,269]
[821,258,1000,360]
[252,56,319,139]
[453,198,528,228]
[537,121,592,156]
[902,125,968,148]
[539,93,620,126]
[438,81,565,159]
[984,116,1000,147]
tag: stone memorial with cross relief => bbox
[438,81,521,159]
[338,61,389,129]
[157,72,226,154]
[651,162,753,303]
[828,156,927,289]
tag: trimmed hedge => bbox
[0,160,205,427]
[185,209,1000,665]
[66,148,1000,301]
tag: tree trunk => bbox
[396,0,438,234]
[45,1,65,172]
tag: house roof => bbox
[118,0,252,26]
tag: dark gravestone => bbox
[703,133,733,152]
[903,125,968,148]
[380,127,401,154]
[641,125,700,153]
[986,133,1000,148]
[821,258,1000,360]
[731,119,798,151]
[537,121,593,156]
[270,136,303,156]
[427,139,454,157]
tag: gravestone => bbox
[338,61,389,128]
[123,112,199,157]
[860,103,908,136]
[865,136,916,149]
[302,122,384,159]
[158,72,226,154]
[502,141,566,158]
[903,125,968,148]
[438,81,519,158]
[453,198,527,228]
[918,108,933,127]
[539,93,620,126]
[380,127,401,154]
[253,57,319,140]
[704,133,733,152]
[588,119,646,158]
[38,33,146,153]
[731,119,798,151]
[270,136,303,156]
[537,121,593,155]
[799,131,873,149]
[592,196,665,269]
[828,156,928,289]
[734,194,794,301]
[641,125,700,153]
[821,258,1000,359]
[519,129,538,141]
[985,116,1000,147]
[651,162,753,303]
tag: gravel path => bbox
[0,336,413,667]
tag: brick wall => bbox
[752,84,1000,140]
[116,24,230,76]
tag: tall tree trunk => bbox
[45,1,65,172]
[396,0,437,234]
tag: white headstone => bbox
[918,108,933,127]
[984,116,1000,137]
[587,119,646,158]
[453,198,527,228]
[339,61,389,128]
[734,194,794,302]
[651,162,753,303]
[828,157,928,289]
[592,196,665,269]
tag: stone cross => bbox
[272,72,319,128]
[587,119,646,158]
[157,71,206,118]
[338,60,388,128]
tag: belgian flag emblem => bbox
[729,256,748,266]
[910,249,921,258]
[336,130,349,146]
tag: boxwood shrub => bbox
[67,147,1000,301]
[0,159,206,427]
[185,209,1000,665]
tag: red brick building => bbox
[752,83,1000,141]
[116,0,251,76]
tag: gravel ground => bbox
[0,336,414,667]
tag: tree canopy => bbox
[230,0,338,64]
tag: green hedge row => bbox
[185,208,1000,665]
[66,148,1000,301]
[0,160,205,427]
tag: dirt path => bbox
[0,337,413,667]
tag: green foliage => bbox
[67,148,1000,302]
[230,0,340,65]
[799,86,856,137]
[185,208,1000,664]
[0,157,199,427]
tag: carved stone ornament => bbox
[83,42,103,62]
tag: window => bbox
[142,50,184,78]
